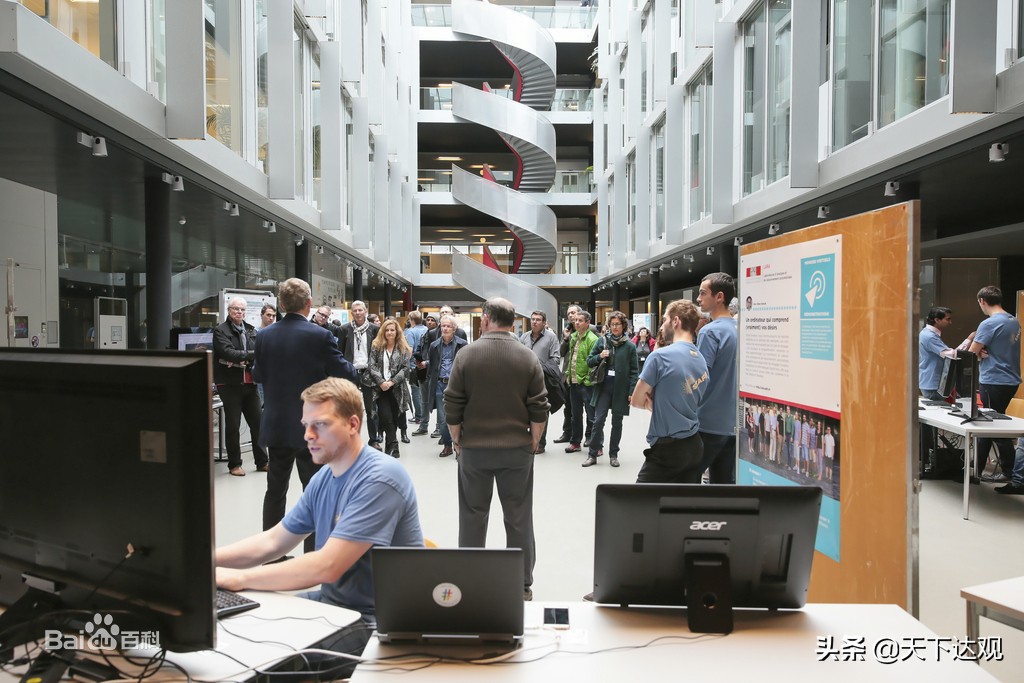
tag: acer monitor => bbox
[592,484,822,634]
[0,349,216,659]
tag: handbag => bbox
[589,357,609,385]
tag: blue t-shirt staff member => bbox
[969,286,1022,480]
[694,272,739,484]
[630,299,709,483]
[919,306,957,400]
[216,378,423,672]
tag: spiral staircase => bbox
[449,0,559,321]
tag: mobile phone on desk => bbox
[543,607,570,629]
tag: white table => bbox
[353,602,999,682]
[0,591,361,683]
[917,402,1024,519]
[961,576,1024,657]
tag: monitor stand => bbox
[684,554,734,635]
[0,586,65,663]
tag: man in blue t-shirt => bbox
[695,272,739,483]
[216,377,423,666]
[630,299,709,483]
[969,286,1022,482]
[918,306,956,463]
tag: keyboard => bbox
[216,589,260,618]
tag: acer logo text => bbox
[690,521,727,531]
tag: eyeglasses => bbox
[229,306,246,312]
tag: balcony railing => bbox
[420,87,592,111]
[417,169,594,193]
[420,246,597,275]
[412,4,597,29]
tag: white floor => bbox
[216,408,1024,682]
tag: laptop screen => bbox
[371,547,524,643]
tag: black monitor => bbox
[593,484,822,634]
[0,349,216,659]
[942,350,984,422]
[938,355,958,399]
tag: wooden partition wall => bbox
[740,201,919,609]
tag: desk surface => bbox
[354,602,999,682]
[0,591,361,683]
[962,576,1024,622]
[917,403,1024,437]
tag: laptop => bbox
[371,547,525,644]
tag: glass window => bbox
[345,95,354,230]
[627,154,637,253]
[147,0,167,101]
[766,0,791,185]
[641,17,650,115]
[688,66,713,222]
[878,0,950,128]
[311,47,322,210]
[294,18,305,200]
[653,121,665,240]
[832,0,874,149]
[205,0,243,155]
[24,0,117,68]
[255,0,270,173]
[742,3,766,196]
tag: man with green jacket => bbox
[565,310,600,453]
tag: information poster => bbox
[312,274,346,308]
[738,235,842,561]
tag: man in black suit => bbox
[253,279,356,550]
[214,297,269,477]
[337,300,381,448]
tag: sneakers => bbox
[565,443,581,453]
[412,427,428,436]
[995,483,1024,495]
[981,471,1009,483]
[582,456,597,467]
[610,457,620,467]
[553,434,571,444]
[430,429,441,438]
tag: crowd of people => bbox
[209,274,749,670]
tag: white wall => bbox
[0,176,59,348]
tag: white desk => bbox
[0,591,361,683]
[917,402,1024,519]
[353,602,999,682]
[961,576,1024,655]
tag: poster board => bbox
[220,289,277,329]
[738,202,918,609]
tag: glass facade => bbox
[22,0,117,69]
[653,121,665,240]
[832,0,874,150]
[294,18,305,200]
[878,0,950,128]
[311,48,322,209]
[255,0,270,173]
[742,3,766,196]
[627,154,637,253]
[147,0,167,101]
[766,0,791,185]
[688,65,712,222]
[205,0,244,155]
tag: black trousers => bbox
[978,383,1020,475]
[377,390,401,455]
[263,446,323,553]
[217,383,268,470]
[357,371,380,442]
[636,434,705,484]
[696,432,736,484]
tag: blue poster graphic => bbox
[800,253,836,360]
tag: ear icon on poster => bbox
[805,271,827,308]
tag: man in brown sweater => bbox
[445,297,549,601]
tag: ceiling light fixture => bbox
[683,254,694,262]
[228,204,239,217]
[989,143,1009,163]
[733,236,743,247]
[884,181,900,197]
[436,156,463,161]
[706,246,715,256]
[817,205,830,219]
[768,223,781,235]
[91,136,107,157]
[161,172,184,191]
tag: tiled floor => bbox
[216,408,1024,682]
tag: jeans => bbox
[435,383,452,446]
[357,371,380,443]
[636,434,705,483]
[978,383,1020,476]
[569,383,594,446]
[1011,437,1024,486]
[458,445,536,587]
[920,389,944,463]
[697,432,736,484]
[588,384,622,457]
[409,377,423,421]
[417,379,432,431]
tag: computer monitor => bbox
[953,350,981,420]
[0,349,216,659]
[593,484,822,634]
[938,355,958,399]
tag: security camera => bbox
[178,216,187,225]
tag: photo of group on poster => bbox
[739,397,840,501]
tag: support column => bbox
[295,242,311,285]
[649,270,661,326]
[589,292,597,319]
[384,283,393,318]
[612,283,621,312]
[353,269,364,302]
[720,243,738,278]
[144,177,171,350]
